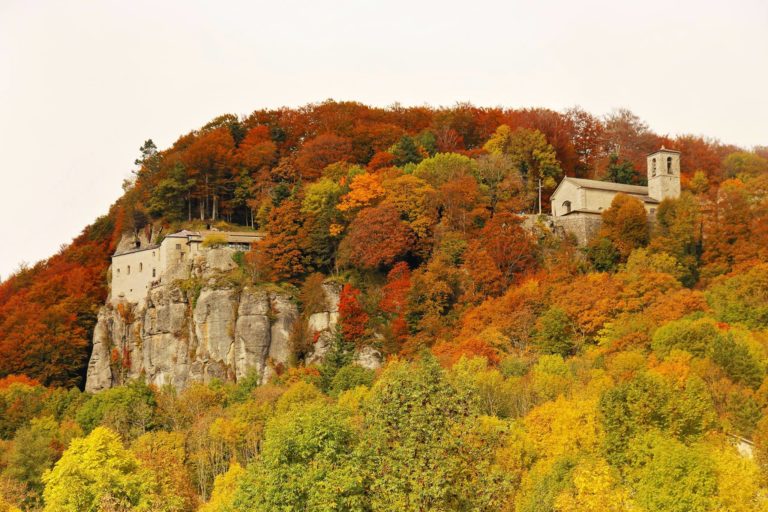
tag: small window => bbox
[139,262,143,272]
[152,268,156,278]
[562,200,571,214]
[667,156,673,174]
[650,208,656,215]
[176,244,181,250]
[152,251,155,257]
[117,268,120,276]
[651,158,657,177]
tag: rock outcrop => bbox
[85,248,381,392]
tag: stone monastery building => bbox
[549,147,681,244]
[111,230,263,304]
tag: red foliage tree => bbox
[338,284,369,343]
[182,126,236,220]
[380,262,411,315]
[0,212,117,387]
[339,204,415,270]
[367,151,396,171]
[294,133,352,180]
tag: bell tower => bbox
[647,147,681,202]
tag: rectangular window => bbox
[176,244,181,250]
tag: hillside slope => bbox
[2,101,768,510]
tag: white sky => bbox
[1,0,766,279]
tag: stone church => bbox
[549,147,681,244]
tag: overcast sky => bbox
[0,0,766,279]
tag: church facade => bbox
[549,148,681,244]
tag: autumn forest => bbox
[2,101,768,511]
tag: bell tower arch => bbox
[647,147,681,201]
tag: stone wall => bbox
[552,214,603,246]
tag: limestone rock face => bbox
[85,282,308,392]
[85,259,381,392]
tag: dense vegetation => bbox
[1,101,768,510]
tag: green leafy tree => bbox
[706,263,768,329]
[4,417,80,508]
[147,162,195,221]
[600,372,715,465]
[722,151,768,180]
[651,192,702,286]
[361,355,492,511]
[586,237,620,272]
[652,317,764,389]
[232,402,366,511]
[391,135,424,166]
[75,379,156,440]
[328,365,374,397]
[603,153,638,184]
[626,433,717,512]
[301,178,345,271]
[533,307,576,356]
[483,125,562,200]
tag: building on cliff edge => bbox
[549,147,681,244]
[110,230,264,304]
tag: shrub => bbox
[201,233,227,248]
[329,365,375,397]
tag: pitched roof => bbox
[552,177,660,205]
[113,244,160,257]
[564,177,649,195]
[165,230,200,238]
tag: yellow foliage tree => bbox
[523,396,602,461]
[41,427,152,512]
[198,463,245,512]
[554,457,637,512]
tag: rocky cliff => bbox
[85,246,377,392]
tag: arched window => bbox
[651,158,657,176]
[667,156,673,174]
[562,200,571,214]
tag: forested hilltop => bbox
[2,101,768,511]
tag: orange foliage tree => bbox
[598,193,649,260]
[253,200,306,282]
